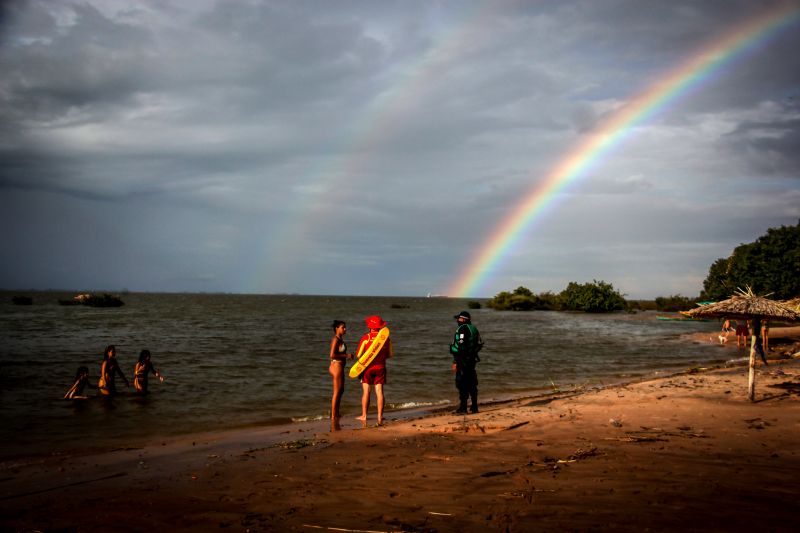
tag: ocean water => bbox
[0,292,726,458]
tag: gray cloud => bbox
[722,114,800,176]
[1,0,799,297]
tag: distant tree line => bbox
[486,283,701,313]
[487,281,628,312]
[486,221,799,312]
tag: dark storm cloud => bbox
[722,115,800,176]
[0,3,155,117]
[1,0,798,296]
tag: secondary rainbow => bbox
[449,3,800,298]
[246,2,496,292]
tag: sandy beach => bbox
[3,328,800,532]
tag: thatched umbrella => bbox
[682,288,800,401]
[783,297,800,312]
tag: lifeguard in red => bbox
[356,315,393,426]
[357,326,393,385]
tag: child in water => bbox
[99,344,129,396]
[64,366,94,399]
[133,349,164,394]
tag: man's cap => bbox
[454,311,471,320]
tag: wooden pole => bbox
[747,333,757,402]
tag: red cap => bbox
[365,315,387,329]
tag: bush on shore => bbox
[487,284,702,313]
[653,294,699,312]
[487,281,627,312]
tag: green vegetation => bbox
[560,280,627,312]
[700,220,800,301]
[486,286,558,311]
[487,286,700,313]
[488,221,799,313]
[626,300,658,311]
[487,281,626,312]
[653,294,698,312]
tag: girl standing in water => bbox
[99,345,129,397]
[329,320,354,430]
[133,349,164,395]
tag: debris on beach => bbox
[565,446,601,461]
[275,437,329,450]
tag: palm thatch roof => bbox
[682,287,800,322]
[782,297,800,312]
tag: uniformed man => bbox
[450,311,483,414]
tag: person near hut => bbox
[682,288,798,402]
[721,319,736,341]
[450,310,484,414]
[761,321,770,353]
[735,321,749,347]
[751,318,768,366]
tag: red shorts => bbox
[361,366,386,385]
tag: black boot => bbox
[455,395,468,414]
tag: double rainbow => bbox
[449,3,800,298]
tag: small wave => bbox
[725,356,750,366]
[387,400,450,410]
[291,414,326,423]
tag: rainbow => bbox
[449,3,800,298]
[247,2,495,292]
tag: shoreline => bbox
[5,324,799,463]
[0,362,749,463]
[3,349,800,531]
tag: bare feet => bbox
[356,415,367,428]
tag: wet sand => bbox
[2,332,800,532]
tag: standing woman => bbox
[329,320,354,430]
[99,345,129,397]
[133,349,165,395]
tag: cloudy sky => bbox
[1,0,798,298]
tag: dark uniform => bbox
[450,311,483,414]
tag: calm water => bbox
[0,292,727,458]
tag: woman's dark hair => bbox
[103,345,116,360]
[138,349,151,363]
[331,320,346,330]
[75,366,89,378]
